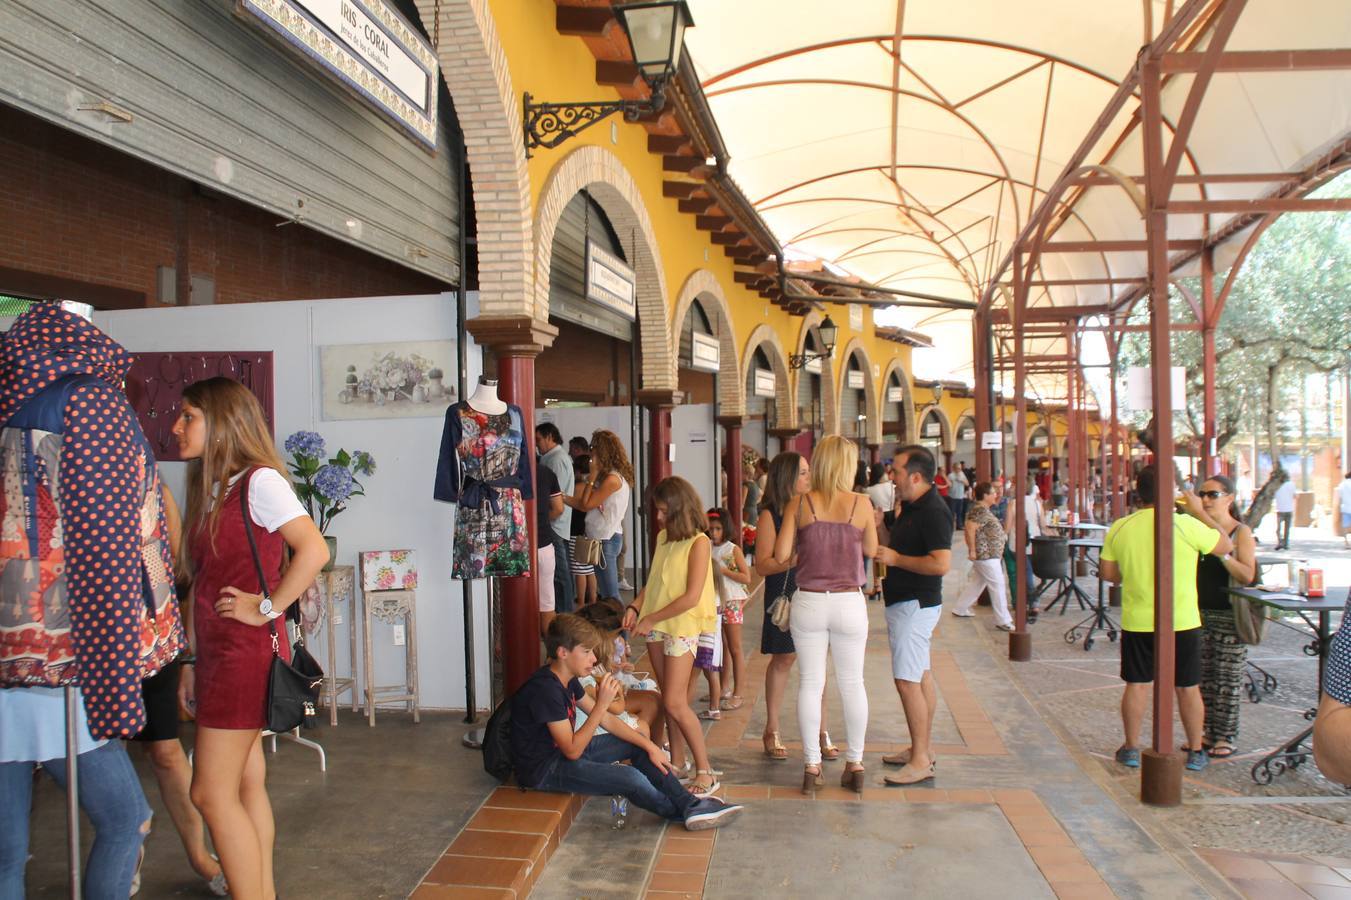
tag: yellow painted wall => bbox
[489,0,917,422]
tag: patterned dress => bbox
[434,402,533,579]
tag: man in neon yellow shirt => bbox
[1100,466,1232,772]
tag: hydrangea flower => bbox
[351,450,376,477]
[314,464,355,503]
[285,431,326,459]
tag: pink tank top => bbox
[793,494,866,591]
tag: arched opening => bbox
[742,324,796,462]
[954,414,977,469]
[674,294,731,509]
[919,407,950,462]
[793,324,834,458]
[881,363,914,459]
[840,351,868,443]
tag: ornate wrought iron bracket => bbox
[789,350,832,370]
[523,92,657,157]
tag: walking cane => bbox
[63,685,81,899]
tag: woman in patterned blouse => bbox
[950,482,1014,631]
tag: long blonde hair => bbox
[591,429,635,487]
[180,377,289,563]
[810,435,858,504]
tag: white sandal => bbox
[689,769,721,797]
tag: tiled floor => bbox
[1199,849,1351,899]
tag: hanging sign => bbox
[923,421,941,438]
[980,431,1003,450]
[849,305,864,331]
[847,369,864,389]
[886,385,904,403]
[958,426,976,440]
[804,357,822,375]
[1125,366,1186,411]
[585,240,637,321]
[1031,432,1048,448]
[237,0,439,149]
[690,331,720,373]
[754,368,776,398]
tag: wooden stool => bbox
[318,565,358,726]
[359,551,421,726]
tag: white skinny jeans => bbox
[953,557,1013,627]
[789,589,869,765]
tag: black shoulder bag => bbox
[240,470,325,732]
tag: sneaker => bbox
[1114,746,1141,768]
[1185,749,1209,772]
[618,579,635,591]
[995,623,1014,632]
[683,797,744,831]
[950,610,975,618]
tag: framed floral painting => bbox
[319,340,457,420]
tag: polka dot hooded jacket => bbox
[0,304,185,739]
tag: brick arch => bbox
[794,310,838,436]
[740,323,796,431]
[415,0,533,318]
[672,269,743,416]
[879,357,916,447]
[1028,422,1056,457]
[534,145,675,391]
[837,337,882,445]
[917,403,954,454]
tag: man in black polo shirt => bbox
[876,445,953,786]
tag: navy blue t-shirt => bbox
[510,666,583,787]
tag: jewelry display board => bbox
[124,352,275,461]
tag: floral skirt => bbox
[452,489,530,579]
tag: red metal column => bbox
[718,415,745,538]
[1010,251,1032,662]
[973,309,994,482]
[641,390,679,488]
[467,317,557,696]
[1201,248,1219,478]
[1141,57,1182,807]
[1065,326,1079,519]
[1109,338,1126,520]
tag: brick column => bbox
[639,390,680,551]
[718,416,746,538]
[466,315,558,696]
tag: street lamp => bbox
[790,315,838,369]
[523,2,694,156]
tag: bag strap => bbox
[238,468,281,656]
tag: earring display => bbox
[125,352,274,461]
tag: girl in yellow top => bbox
[622,476,721,796]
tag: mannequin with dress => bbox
[434,377,533,579]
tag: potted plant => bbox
[284,430,376,570]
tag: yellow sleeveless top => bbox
[639,531,718,639]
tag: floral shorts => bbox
[648,629,698,658]
[723,598,745,625]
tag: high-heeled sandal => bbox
[763,731,789,761]
[802,764,823,794]
[841,763,865,793]
[820,731,841,761]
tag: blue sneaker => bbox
[1114,746,1141,768]
[684,797,744,831]
[1186,749,1209,772]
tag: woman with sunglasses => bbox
[1187,475,1256,758]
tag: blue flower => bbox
[285,431,326,459]
[351,450,376,477]
[314,464,354,503]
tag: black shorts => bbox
[1120,629,1202,687]
[133,660,181,743]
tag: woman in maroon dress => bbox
[174,378,327,900]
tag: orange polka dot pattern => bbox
[1,305,185,739]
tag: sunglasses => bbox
[1197,490,1228,499]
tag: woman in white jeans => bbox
[773,436,878,794]
[951,481,1014,630]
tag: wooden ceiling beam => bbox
[695,214,732,231]
[647,133,692,155]
[677,195,717,214]
[662,181,701,199]
[595,60,642,89]
[556,6,615,37]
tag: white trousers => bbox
[789,589,869,765]
[953,557,1013,627]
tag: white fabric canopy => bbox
[685,0,1351,387]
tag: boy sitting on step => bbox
[509,614,743,831]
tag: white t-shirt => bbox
[1274,480,1297,514]
[221,468,309,532]
[1337,479,1351,513]
[949,470,968,500]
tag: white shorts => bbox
[884,601,942,683]
[538,544,556,612]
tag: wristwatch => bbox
[258,597,283,620]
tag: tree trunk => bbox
[1247,358,1288,527]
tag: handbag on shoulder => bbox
[240,471,325,732]
[574,535,604,568]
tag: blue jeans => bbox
[594,531,624,599]
[552,531,576,613]
[0,741,151,900]
[531,734,695,822]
